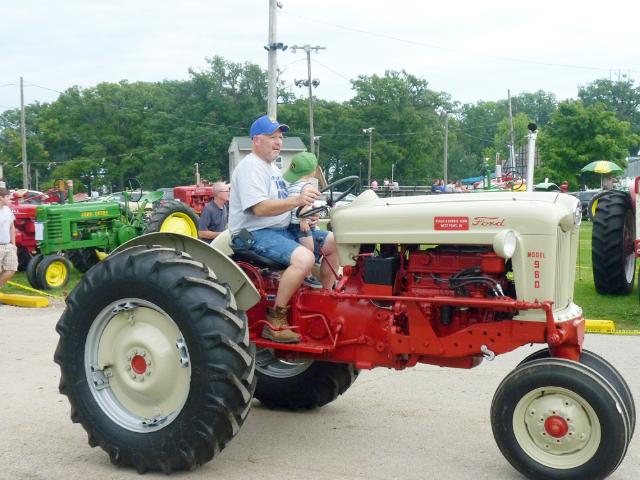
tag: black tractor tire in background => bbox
[254,349,358,410]
[68,248,101,273]
[37,253,72,290]
[54,246,256,473]
[17,246,33,271]
[26,253,44,289]
[591,191,636,294]
[146,200,199,238]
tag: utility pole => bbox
[443,112,449,184]
[314,136,321,160]
[291,44,325,150]
[20,77,29,189]
[363,127,374,186]
[507,89,516,174]
[266,0,284,118]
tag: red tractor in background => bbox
[172,180,216,215]
[9,188,62,270]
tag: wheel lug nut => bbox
[130,373,136,379]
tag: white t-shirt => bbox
[0,205,15,244]
[228,153,291,233]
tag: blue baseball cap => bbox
[249,115,289,139]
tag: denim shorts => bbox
[232,227,328,265]
[288,222,313,239]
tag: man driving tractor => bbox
[228,115,339,343]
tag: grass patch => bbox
[574,222,640,329]
[3,270,82,299]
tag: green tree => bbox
[537,101,639,189]
[578,77,640,129]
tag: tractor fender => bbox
[111,232,260,311]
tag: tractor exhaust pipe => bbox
[526,123,537,192]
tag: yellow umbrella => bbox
[580,160,623,174]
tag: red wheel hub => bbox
[544,415,569,438]
[131,354,147,375]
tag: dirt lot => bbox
[0,303,638,480]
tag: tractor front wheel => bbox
[37,254,72,290]
[255,348,358,410]
[54,246,256,473]
[26,253,44,289]
[517,348,635,439]
[491,358,630,480]
[591,191,636,294]
[146,201,199,238]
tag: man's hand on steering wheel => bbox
[296,175,360,219]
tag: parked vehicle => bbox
[55,176,634,478]
[568,189,600,220]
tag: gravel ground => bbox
[0,303,638,480]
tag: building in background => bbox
[228,137,307,174]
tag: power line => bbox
[282,10,640,74]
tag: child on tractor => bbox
[283,152,323,288]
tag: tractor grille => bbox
[46,212,64,242]
[554,226,578,310]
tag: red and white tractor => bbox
[54,177,635,479]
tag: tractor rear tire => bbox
[254,349,358,410]
[26,253,44,289]
[146,201,199,238]
[68,248,101,273]
[591,191,636,294]
[37,254,72,290]
[54,245,256,473]
[492,358,630,480]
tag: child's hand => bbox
[300,219,310,232]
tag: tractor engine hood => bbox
[330,190,580,248]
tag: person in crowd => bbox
[371,179,379,191]
[197,181,230,241]
[0,187,18,290]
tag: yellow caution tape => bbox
[6,281,65,301]
[585,319,640,336]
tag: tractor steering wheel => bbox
[296,175,360,219]
[125,178,144,203]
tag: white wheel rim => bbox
[256,348,312,378]
[85,298,191,433]
[513,386,601,469]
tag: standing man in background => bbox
[0,187,18,290]
[198,181,230,241]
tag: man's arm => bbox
[252,187,318,217]
[10,222,16,245]
[198,229,223,240]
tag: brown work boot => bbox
[263,305,300,343]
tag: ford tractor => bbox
[54,177,635,479]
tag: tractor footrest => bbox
[254,337,332,353]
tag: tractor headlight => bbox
[574,203,582,226]
[493,230,517,259]
[559,202,582,232]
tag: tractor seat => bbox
[231,248,287,270]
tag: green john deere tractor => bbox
[27,188,198,290]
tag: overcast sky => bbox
[1,0,639,113]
